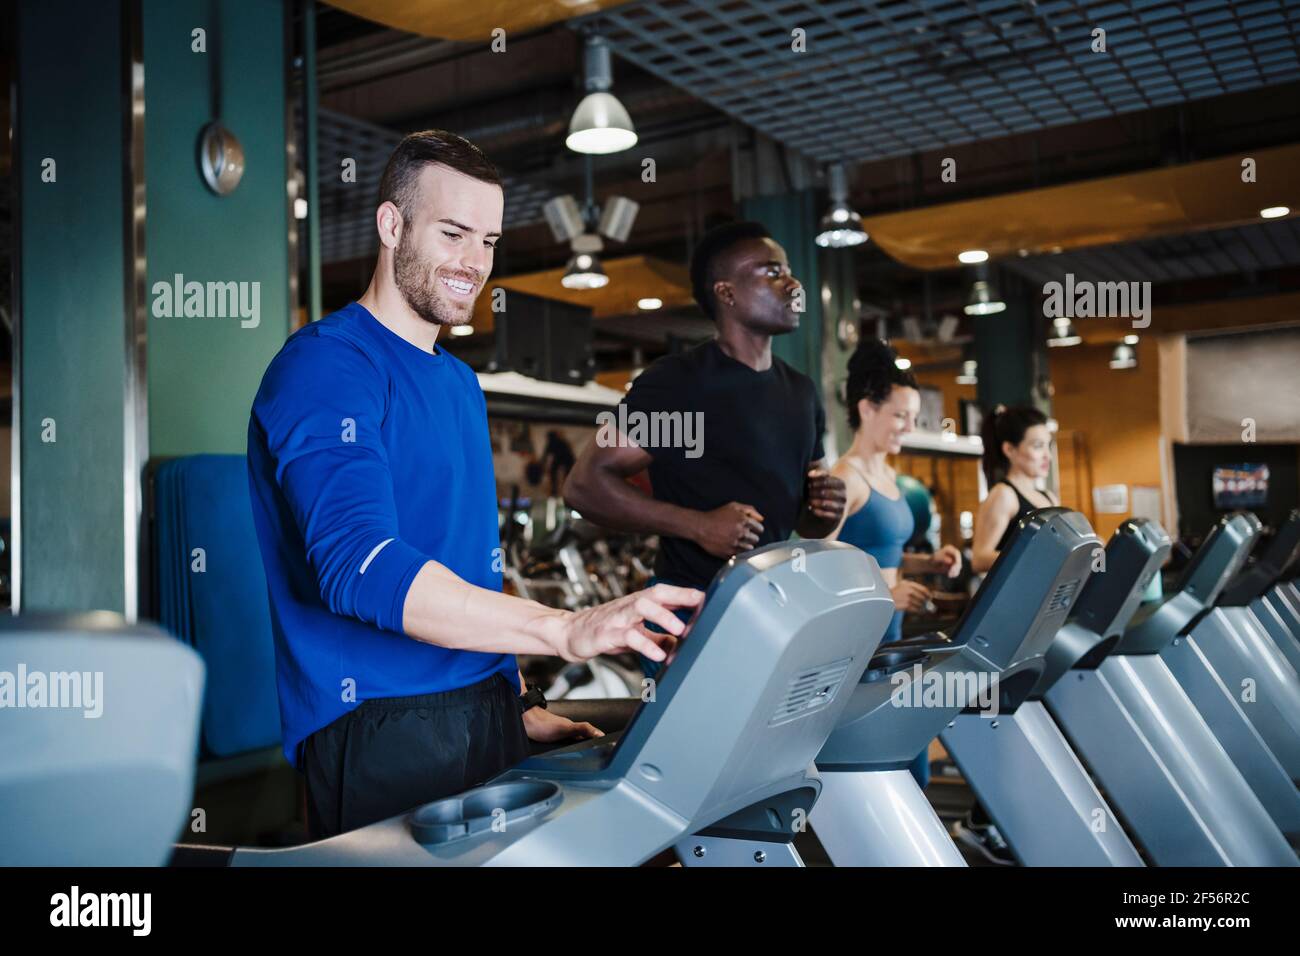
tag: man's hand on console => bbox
[551,583,704,664]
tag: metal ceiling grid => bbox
[1002,216,1300,286]
[314,109,554,265]
[577,0,1300,164]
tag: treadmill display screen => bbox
[1212,463,1268,509]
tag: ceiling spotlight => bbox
[964,279,1006,316]
[1047,317,1082,347]
[956,359,978,385]
[542,195,585,243]
[598,196,639,243]
[1123,334,1139,345]
[958,249,989,264]
[562,252,609,289]
[1260,206,1290,219]
[449,325,474,337]
[895,357,913,370]
[567,36,637,155]
[637,297,662,311]
[815,163,868,248]
[1109,343,1137,369]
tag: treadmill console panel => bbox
[1071,519,1171,639]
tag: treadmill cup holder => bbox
[409,781,563,846]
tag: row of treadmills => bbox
[4,505,1300,866]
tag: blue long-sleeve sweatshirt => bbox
[247,302,517,767]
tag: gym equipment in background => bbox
[810,508,1099,866]
[940,519,1168,866]
[1166,511,1300,787]
[1046,512,1299,865]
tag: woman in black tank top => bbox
[991,478,1052,551]
[971,406,1057,574]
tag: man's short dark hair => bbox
[378,129,502,223]
[689,220,772,320]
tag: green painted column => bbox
[144,0,291,457]
[15,0,291,613]
[303,0,323,324]
[741,189,823,394]
[818,247,858,459]
[974,267,1037,409]
[17,0,130,611]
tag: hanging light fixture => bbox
[1109,342,1137,369]
[567,36,637,155]
[561,251,608,290]
[543,155,637,292]
[1047,317,1082,347]
[964,278,1005,315]
[815,163,868,248]
[964,263,1005,316]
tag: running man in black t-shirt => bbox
[564,221,846,597]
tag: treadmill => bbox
[0,614,206,866]
[809,507,1100,866]
[1046,513,1299,864]
[1171,511,1300,786]
[939,519,1170,866]
[1221,509,1300,674]
[232,540,897,866]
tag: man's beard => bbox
[393,232,474,327]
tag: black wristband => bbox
[519,685,547,713]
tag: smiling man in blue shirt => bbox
[248,130,701,839]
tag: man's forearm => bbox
[401,560,569,656]
[567,467,700,542]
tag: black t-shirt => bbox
[620,340,826,590]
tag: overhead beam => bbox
[861,145,1300,271]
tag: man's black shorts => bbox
[301,672,530,840]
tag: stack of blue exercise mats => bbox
[153,455,281,759]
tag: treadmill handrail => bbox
[1032,518,1172,696]
[1220,509,1300,606]
[1115,512,1260,655]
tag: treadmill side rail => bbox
[1046,656,1297,866]
[941,702,1142,867]
[810,769,967,867]
[1253,592,1300,673]
[1159,625,1300,836]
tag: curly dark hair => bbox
[980,404,1049,483]
[845,338,919,429]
